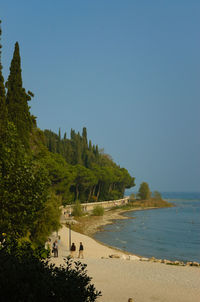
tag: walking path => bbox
[50,225,200,302]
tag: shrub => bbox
[72,200,83,217]
[0,238,101,302]
[92,205,104,216]
[153,191,162,200]
[129,193,135,201]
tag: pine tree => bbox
[6,42,33,148]
[0,20,7,136]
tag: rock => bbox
[192,262,199,267]
[186,262,193,266]
[177,261,185,266]
[162,259,169,264]
[109,254,120,259]
[156,259,162,263]
[162,259,173,264]
[127,255,140,260]
[140,257,149,261]
[174,261,180,265]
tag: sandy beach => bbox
[50,225,200,302]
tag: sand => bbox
[50,225,200,302]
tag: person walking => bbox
[78,242,84,259]
[70,242,76,258]
[53,240,58,257]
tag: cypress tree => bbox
[82,127,88,165]
[0,20,7,135]
[6,42,33,148]
[95,145,99,156]
[58,128,61,140]
[82,127,88,147]
[89,140,92,151]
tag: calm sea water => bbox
[94,192,200,263]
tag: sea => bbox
[94,192,200,263]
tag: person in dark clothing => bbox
[78,242,84,259]
[53,240,58,257]
[70,242,76,258]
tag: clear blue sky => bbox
[1,0,200,192]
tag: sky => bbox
[1,0,200,193]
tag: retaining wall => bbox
[61,197,130,216]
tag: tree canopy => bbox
[42,128,135,203]
[138,182,151,200]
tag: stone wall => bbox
[61,197,130,216]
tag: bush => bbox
[72,200,83,217]
[0,238,101,302]
[92,205,104,216]
[129,193,135,201]
[153,191,162,200]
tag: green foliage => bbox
[153,191,162,200]
[0,20,7,136]
[0,238,101,302]
[30,192,62,246]
[72,200,84,217]
[0,122,61,246]
[92,205,104,216]
[129,193,135,201]
[43,128,135,203]
[138,182,151,200]
[6,42,33,149]
[0,122,50,238]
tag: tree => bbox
[138,182,151,200]
[0,20,7,136]
[82,127,88,147]
[0,122,50,239]
[43,127,135,203]
[72,200,83,217]
[0,239,101,302]
[6,42,33,148]
[72,165,97,201]
[153,191,162,200]
[30,192,61,246]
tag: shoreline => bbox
[72,206,154,258]
[72,204,200,266]
[50,223,200,302]
[72,205,163,237]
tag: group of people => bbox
[46,237,84,259]
[70,242,84,259]
[46,238,135,300]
